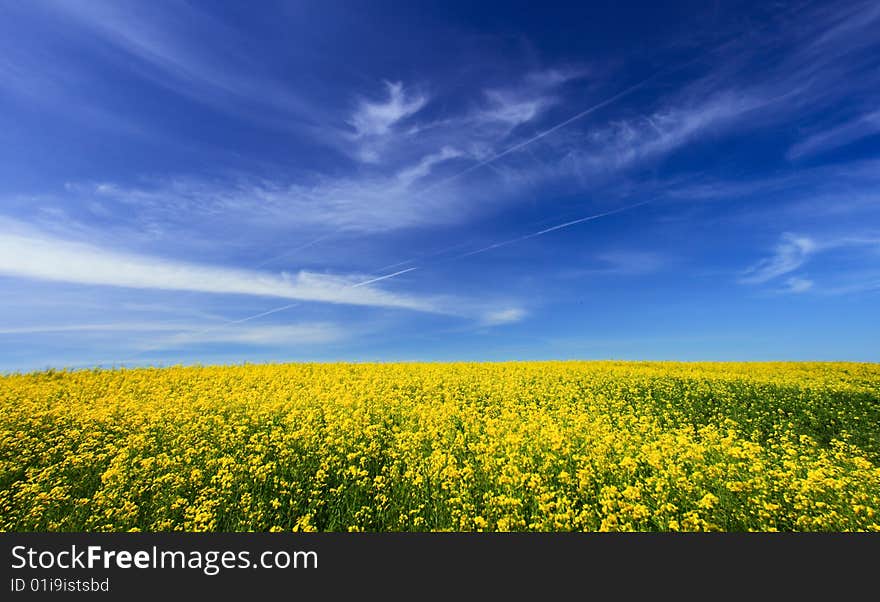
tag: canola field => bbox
[1,361,879,532]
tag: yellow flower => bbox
[698,493,720,510]
[1,360,878,532]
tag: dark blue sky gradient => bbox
[0,1,878,370]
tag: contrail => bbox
[109,65,673,366]
[351,267,418,287]
[370,239,478,274]
[235,3,791,282]
[422,74,661,195]
[115,199,651,365]
[108,2,817,367]
[115,267,420,365]
[454,199,653,259]
[252,233,335,269]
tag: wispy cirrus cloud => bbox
[560,93,758,179]
[654,158,880,233]
[74,169,471,235]
[396,146,463,186]
[481,308,527,326]
[820,274,880,296]
[338,68,584,172]
[782,277,814,294]
[477,69,582,129]
[0,224,442,313]
[555,250,669,280]
[740,232,880,294]
[349,81,427,138]
[159,322,347,347]
[43,0,320,128]
[347,81,429,163]
[5,0,880,371]
[0,322,190,335]
[34,0,880,245]
[0,220,532,331]
[594,250,668,275]
[787,109,880,160]
[739,233,817,285]
[0,321,348,349]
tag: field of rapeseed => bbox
[1,361,878,532]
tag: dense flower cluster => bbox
[1,361,878,531]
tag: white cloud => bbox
[396,146,462,185]
[54,78,762,239]
[0,226,443,313]
[349,81,427,138]
[740,233,817,284]
[477,69,582,128]
[257,171,464,232]
[595,250,666,275]
[576,94,758,172]
[0,321,347,348]
[42,0,318,130]
[0,323,187,335]
[739,232,880,293]
[346,81,429,163]
[481,89,547,127]
[787,109,880,160]
[783,277,814,293]
[469,93,762,196]
[482,307,527,325]
[78,167,477,234]
[162,322,345,347]
[524,68,579,88]
[821,276,880,296]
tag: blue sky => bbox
[1,0,879,371]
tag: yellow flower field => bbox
[1,361,878,532]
